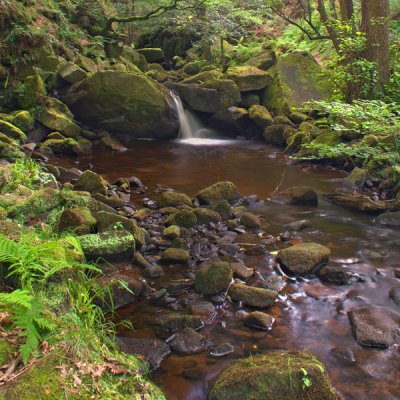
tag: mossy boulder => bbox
[18,74,46,109]
[163,225,181,240]
[312,129,340,146]
[167,79,241,113]
[195,260,232,295]
[58,207,96,235]
[63,71,179,140]
[166,210,198,228]
[228,283,277,308]
[274,186,318,206]
[193,208,222,225]
[136,48,165,63]
[37,97,81,138]
[74,170,107,196]
[240,211,261,228]
[40,138,81,155]
[248,105,274,130]
[213,199,233,220]
[244,50,276,71]
[0,120,27,142]
[8,110,34,132]
[158,191,192,208]
[59,62,88,84]
[162,314,203,331]
[196,182,241,206]
[208,351,338,400]
[226,66,273,92]
[182,70,223,84]
[277,243,330,275]
[161,248,189,263]
[264,125,293,147]
[210,107,256,137]
[79,230,135,260]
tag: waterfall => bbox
[171,91,219,141]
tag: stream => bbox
[53,139,400,400]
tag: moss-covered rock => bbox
[37,97,81,138]
[162,314,203,331]
[277,243,330,275]
[240,211,261,228]
[18,74,46,109]
[274,186,318,206]
[196,181,241,206]
[195,260,232,295]
[9,110,34,132]
[63,71,179,140]
[74,170,107,196]
[79,230,135,260]
[182,70,223,84]
[248,105,274,130]
[226,66,273,92]
[136,48,165,63]
[161,248,189,263]
[208,351,338,400]
[59,62,88,84]
[158,191,192,208]
[163,225,181,240]
[213,199,233,220]
[58,207,96,235]
[228,283,277,308]
[193,208,222,225]
[264,124,294,147]
[166,210,198,228]
[40,138,81,155]
[0,120,27,142]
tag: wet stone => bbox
[256,275,287,292]
[162,314,203,331]
[169,328,211,354]
[143,264,165,278]
[244,311,275,330]
[284,219,312,231]
[244,244,266,256]
[330,346,356,365]
[189,301,216,317]
[228,283,277,308]
[230,262,254,280]
[240,211,261,228]
[389,286,400,305]
[161,248,189,263]
[319,266,365,285]
[209,343,235,358]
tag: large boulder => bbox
[228,283,277,308]
[226,66,273,92]
[195,260,233,295]
[277,243,330,275]
[168,78,240,113]
[195,182,241,206]
[262,52,332,115]
[63,71,179,140]
[208,351,338,400]
[136,48,165,63]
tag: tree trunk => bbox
[362,0,390,90]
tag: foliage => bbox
[0,289,56,364]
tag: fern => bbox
[0,289,56,364]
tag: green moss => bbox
[18,74,46,109]
[182,70,223,84]
[158,191,192,208]
[208,351,338,400]
[162,314,203,330]
[193,208,221,225]
[58,207,96,235]
[195,181,241,206]
[228,283,277,308]
[261,66,290,115]
[0,120,27,142]
[0,339,14,366]
[9,110,34,132]
[166,210,198,228]
[195,261,232,295]
[41,138,80,155]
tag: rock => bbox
[133,252,164,278]
[0,220,21,240]
[166,209,198,228]
[209,343,235,358]
[277,243,330,275]
[226,66,273,91]
[169,328,211,354]
[248,105,274,130]
[64,71,179,140]
[57,207,96,235]
[260,275,287,292]
[79,230,135,260]
[239,93,260,108]
[167,79,241,113]
[263,124,292,147]
[262,52,332,115]
[0,120,27,142]
[244,50,276,71]
[117,337,170,370]
[189,301,216,317]
[7,110,34,132]
[158,191,192,208]
[244,311,275,330]
[228,283,277,308]
[208,351,338,400]
[375,211,400,227]
[344,168,367,190]
[161,248,189,263]
[230,262,254,280]
[37,97,81,138]
[96,211,138,233]
[196,181,241,206]
[389,286,400,305]
[18,74,46,109]
[213,199,233,220]
[318,266,365,285]
[58,62,88,84]
[289,111,310,124]
[162,314,203,331]
[76,55,98,73]
[136,48,165,63]
[74,170,107,196]
[285,219,312,231]
[97,136,128,152]
[348,307,399,348]
[193,208,221,225]
[274,186,318,206]
[163,225,181,240]
[40,138,81,156]
[240,212,260,228]
[195,260,233,296]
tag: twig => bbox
[271,169,287,196]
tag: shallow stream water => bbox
[54,139,400,400]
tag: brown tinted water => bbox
[53,139,400,400]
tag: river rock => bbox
[63,71,179,140]
[244,311,275,330]
[98,136,128,152]
[195,260,233,296]
[166,209,197,228]
[318,266,365,285]
[248,104,274,130]
[209,343,235,358]
[169,328,211,354]
[230,262,254,280]
[163,225,181,240]
[274,186,318,206]
[263,124,292,147]
[59,62,88,84]
[226,66,273,91]
[74,170,107,196]
[162,314,203,330]
[189,301,216,318]
[375,211,400,227]
[348,307,400,348]
[284,219,312,231]
[228,283,277,308]
[343,168,367,190]
[116,337,170,370]
[196,181,241,206]
[193,208,222,225]
[213,200,233,220]
[158,191,192,208]
[161,248,189,263]
[389,286,400,305]
[277,243,330,275]
[57,207,96,235]
[208,351,339,400]
[240,211,260,228]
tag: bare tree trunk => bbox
[339,0,354,20]
[362,0,390,90]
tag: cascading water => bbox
[170,91,221,142]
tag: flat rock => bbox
[228,283,277,308]
[244,311,275,330]
[169,328,211,354]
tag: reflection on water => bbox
[53,140,400,400]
